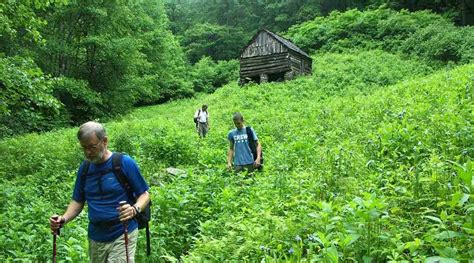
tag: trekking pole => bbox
[119,201,130,263]
[52,216,61,263]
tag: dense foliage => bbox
[1,2,473,261]
[286,8,474,65]
[0,56,67,136]
[167,0,472,63]
[190,57,239,93]
[1,0,193,138]
[1,49,472,261]
[1,2,472,138]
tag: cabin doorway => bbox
[240,71,286,85]
[268,72,285,82]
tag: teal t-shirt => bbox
[227,127,258,165]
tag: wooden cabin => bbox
[239,29,312,85]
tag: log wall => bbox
[240,53,290,77]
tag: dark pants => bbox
[234,164,255,173]
[198,122,208,138]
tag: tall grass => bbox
[1,50,472,261]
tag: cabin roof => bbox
[242,29,311,59]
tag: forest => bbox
[1,0,473,262]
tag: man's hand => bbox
[49,215,65,235]
[117,202,137,222]
[254,157,261,167]
[227,162,233,171]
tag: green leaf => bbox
[434,231,463,240]
[435,247,458,258]
[426,257,458,263]
[440,210,448,221]
[363,256,373,263]
[326,245,339,263]
[424,215,442,224]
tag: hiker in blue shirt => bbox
[227,112,262,173]
[49,121,150,262]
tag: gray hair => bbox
[77,121,107,141]
[233,112,244,121]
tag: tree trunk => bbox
[460,0,467,26]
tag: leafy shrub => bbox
[0,56,67,138]
[52,77,103,124]
[401,22,474,64]
[140,127,197,167]
[310,50,434,94]
[191,57,239,93]
[286,8,474,65]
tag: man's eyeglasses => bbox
[80,141,102,151]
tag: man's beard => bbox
[88,148,105,164]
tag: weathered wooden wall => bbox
[289,51,312,75]
[240,53,290,78]
[241,31,288,58]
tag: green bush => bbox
[52,77,103,124]
[401,22,474,64]
[310,49,434,94]
[140,127,197,167]
[286,8,474,65]
[191,57,239,93]
[0,56,67,138]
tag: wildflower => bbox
[288,247,294,254]
[259,245,266,251]
[295,235,302,242]
[308,234,317,242]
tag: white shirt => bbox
[194,109,209,123]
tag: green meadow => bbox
[1,49,472,261]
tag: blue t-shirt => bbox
[72,153,149,242]
[227,127,258,166]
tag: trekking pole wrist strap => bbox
[133,205,140,216]
[60,215,66,226]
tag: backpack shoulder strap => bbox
[80,160,91,198]
[246,126,254,142]
[81,160,91,177]
[246,126,258,158]
[112,153,134,199]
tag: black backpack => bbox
[80,153,151,256]
[246,126,263,169]
[193,109,201,125]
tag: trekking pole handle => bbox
[52,215,61,236]
[119,201,130,225]
[119,201,130,263]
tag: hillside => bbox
[1,50,472,261]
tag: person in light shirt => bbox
[194,104,210,138]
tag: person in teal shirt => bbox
[227,112,262,173]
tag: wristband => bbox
[133,205,140,216]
